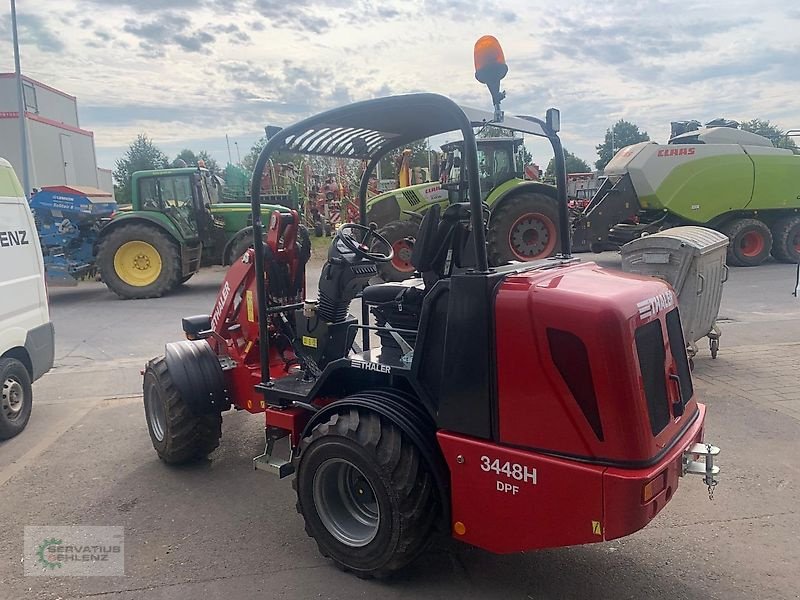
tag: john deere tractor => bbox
[366,137,560,281]
[96,167,296,299]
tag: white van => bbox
[0,157,54,439]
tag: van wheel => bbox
[98,224,181,299]
[770,215,800,263]
[721,218,772,267]
[0,358,32,440]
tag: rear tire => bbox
[98,224,181,299]
[142,356,221,464]
[721,218,772,267]
[294,407,438,578]
[374,220,419,282]
[0,358,32,440]
[770,215,800,263]
[488,193,560,265]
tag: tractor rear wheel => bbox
[722,218,773,267]
[98,224,181,299]
[770,215,800,263]
[142,356,221,464]
[374,220,419,282]
[0,358,32,440]
[487,193,560,265]
[294,407,437,578]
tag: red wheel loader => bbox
[142,37,721,578]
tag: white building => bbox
[0,74,112,196]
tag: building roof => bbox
[0,73,76,100]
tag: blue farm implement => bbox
[30,185,117,285]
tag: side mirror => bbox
[546,108,561,133]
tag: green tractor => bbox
[366,137,560,281]
[96,167,293,299]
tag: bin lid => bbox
[623,226,729,254]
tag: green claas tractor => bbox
[96,167,294,299]
[366,137,560,281]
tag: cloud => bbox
[0,13,65,53]
[123,13,216,55]
[11,0,796,173]
[422,0,516,21]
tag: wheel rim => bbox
[390,239,415,273]
[113,241,163,287]
[739,231,765,258]
[312,458,380,547]
[508,212,557,260]
[146,382,167,442]
[2,377,24,421]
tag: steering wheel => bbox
[335,223,394,263]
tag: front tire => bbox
[770,215,800,263]
[374,220,419,282]
[98,224,181,299]
[0,358,32,440]
[722,218,772,267]
[142,356,221,464]
[295,408,438,578]
[487,193,560,265]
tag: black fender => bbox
[163,340,230,414]
[222,227,252,265]
[296,388,451,529]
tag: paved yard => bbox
[1,255,798,599]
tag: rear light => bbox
[642,472,667,503]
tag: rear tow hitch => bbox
[681,442,720,500]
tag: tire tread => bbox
[294,406,437,577]
[143,356,221,464]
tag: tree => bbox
[196,151,220,175]
[174,148,197,167]
[113,134,169,203]
[739,119,797,150]
[378,139,431,179]
[242,137,266,173]
[545,149,591,179]
[241,137,298,173]
[596,120,650,170]
[173,149,220,174]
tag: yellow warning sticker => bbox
[246,290,254,322]
[592,521,602,536]
[302,336,318,348]
[244,340,253,355]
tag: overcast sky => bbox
[2,0,798,171]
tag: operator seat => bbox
[361,203,477,351]
[361,203,451,305]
